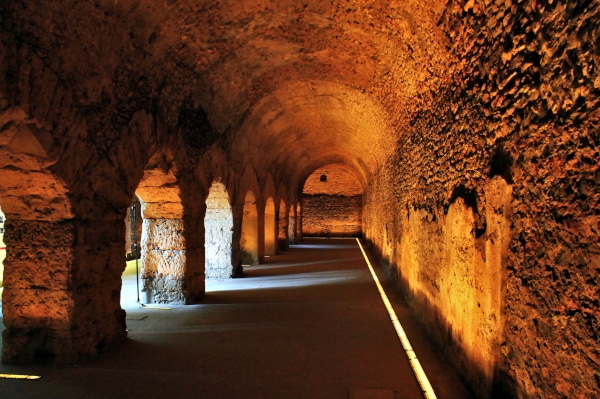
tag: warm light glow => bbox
[0,374,42,380]
[264,197,277,256]
[356,238,438,399]
[241,191,259,265]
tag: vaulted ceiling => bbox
[1,0,451,189]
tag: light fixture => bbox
[356,238,438,399]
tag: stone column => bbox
[296,203,303,242]
[257,199,266,262]
[205,182,234,279]
[139,201,199,304]
[288,205,296,245]
[230,203,244,276]
[277,202,289,252]
[264,198,277,256]
[181,205,206,303]
[240,192,259,266]
[2,218,127,364]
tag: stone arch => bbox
[301,163,364,237]
[204,180,234,279]
[240,190,259,266]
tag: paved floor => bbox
[0,238,473,399]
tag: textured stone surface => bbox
[0,1,597,397]
[2,219,126,363]
[363,2,600,398]
[205,182,234,279]
[140,218,187,304]
[264,198,277,256]
[277,200,290,250]
[240,191,259,266]
[368,177,511,396]
[303,164,363,237]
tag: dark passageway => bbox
[0,239,471,399]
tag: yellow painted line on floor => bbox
[356,238,437,399]
[0,374,41,380]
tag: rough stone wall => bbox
[365,1,600,398]
[264,198,277,256]
[302,164,363,237]
[303,164,363,196]
[0,205,5,284]
[2,219,127,364]
[277,201,289,251]
[240,191,259,266]
[204,183,233,279]
[288,205,297,245]
[366,177,512,397]
[302,195,363,237]
[140,218,187,304]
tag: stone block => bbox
[140,218,185,250]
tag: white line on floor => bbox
[356,238,437,399]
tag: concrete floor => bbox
[0,238,474,399]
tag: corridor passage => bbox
[0,239,472,399]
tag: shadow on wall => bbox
[366,176,512,399]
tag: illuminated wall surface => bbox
[302,164,363,237]
[205,182,234,279]
[0,206,4,284]
[0,1,598,398]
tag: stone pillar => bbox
[140,209,187,304]
[277,201,289,251]
[264,198,276,256]
[240,192,259,266]
[181,207,206,303]
[288,204,296,245]
[257,199,266,262]
[2,218,126,364]
[204,182,234,279]
[136,167,206,304]
[230,208,244,277]
[296,203,303,242]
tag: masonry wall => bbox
[302,194,362,237]
[364,1,599,398]
[302,164,363,237]
[0,206,5,285]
